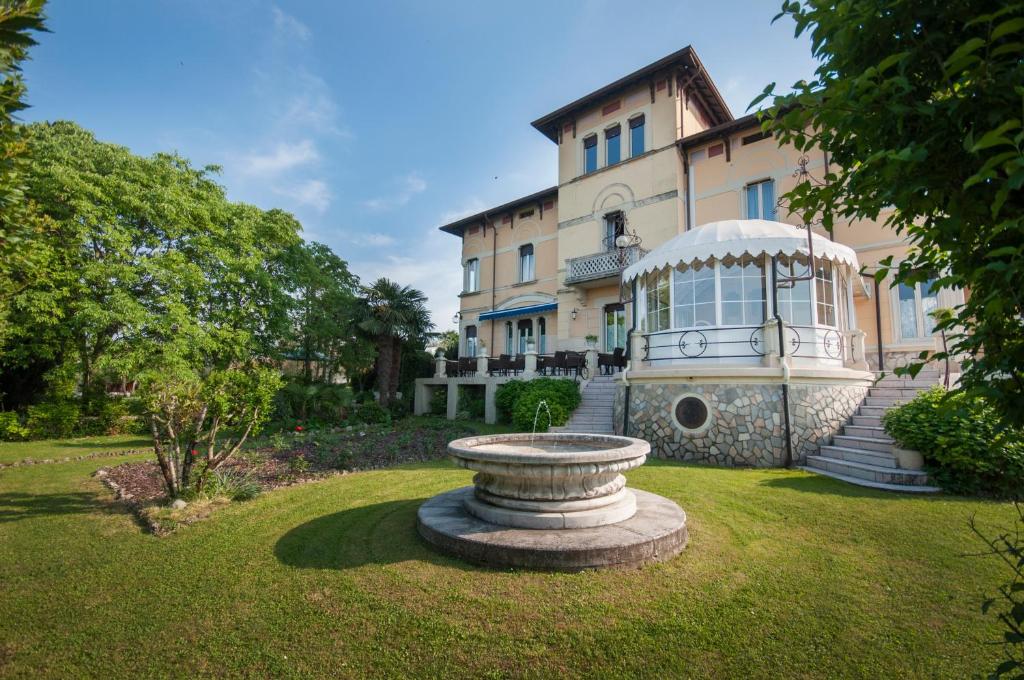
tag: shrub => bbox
[883,387,1024,497]
[201,468,261,501]
[457,386,485,420]
[429,386,447,416]
[513,391,569,432]
[352,401,390,425]
[507,378,581,432]
[495,380,528,423]
[0,412,28,441]
[26,401,80,439]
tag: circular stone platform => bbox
[417,486,688,571]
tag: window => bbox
[518,244,535,282]
[604,211,625,251]
[672,265,716,328]
[898,276,940,339]
[465,325,478,358]
[745,179,777,220]
[605,124,621,165]
[645,269,671,332]
[721,257,766,326]
[517,319,532,353]
[464,258,479,293]
[815,259,836,327]
[776,257,813,325]
[538,317,547,354]
[629,115,645,157]
[605,304,627,350]
[583,135,598,173]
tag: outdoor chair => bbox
[511,354,525,375]
[537,354,554,375]
[613,347,626,371]
[565,351,584,378]
[598,351,615,375]
[444,360,459,377]
[552,351,567,376]
[458,357,476,376]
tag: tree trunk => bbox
[388,337,402,404]
[375,335,393,405]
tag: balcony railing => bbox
[564,246,648,285]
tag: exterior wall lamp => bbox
[571,308,578,321]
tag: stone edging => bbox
[0,448,150,470]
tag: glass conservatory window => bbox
[721,257,766,326]
[672,265,716,328]
[645,269,671,332]
[815,259,836,327]
[776,257,813,325]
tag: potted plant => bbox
[524,337,536,352]
[585,334,598,348]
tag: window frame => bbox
[464,258,479,293]
[629,114,645,158]
[583,134,598,174]
[518,243,535,283]
[744,179,777,220]
[605,124,621,166]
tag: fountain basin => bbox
[448,433,648,529]
[417,431,688,571]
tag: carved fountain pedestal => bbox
[417,433,688,571]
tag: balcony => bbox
[564,246,648,286]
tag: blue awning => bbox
[478,302,557,321]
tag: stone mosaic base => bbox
[615,381,868,467]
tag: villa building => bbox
[415,46,957,487]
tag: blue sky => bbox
[22,0,817,331]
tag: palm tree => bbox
[357,278,433,405]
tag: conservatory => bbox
[625,219,864,369]
[614,219,875,468]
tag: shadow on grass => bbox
[45,437,152,452]
[274,497,476,571]
[0,491,121,523]
[758,473,950,500]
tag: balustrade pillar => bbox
[476,347,489,376]
[435,355,446,378]
[523,350,538,377]
[847,329,869,370]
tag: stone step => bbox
[864,396,908,407]
[858,405,887,417]
[833,435,893,453]
[799,466,941,493]
[842,424,888,439]
[869,387,927,398]
[805,455,931,486]
[819,445,898,469]
[851,414,883,427]
[874,377,941,388]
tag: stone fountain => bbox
[417,432,688,571]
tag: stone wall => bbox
[616,381,868,467]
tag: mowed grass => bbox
[0,450,1016,678]
[0,434,152,464]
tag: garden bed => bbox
[96,420,476,534]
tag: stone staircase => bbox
[551,374,616,434]
[802,370,943,493]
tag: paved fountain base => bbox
[418,487,687,571]
[416,433,688,571]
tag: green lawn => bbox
[0,434,152,464]
[0,448,1016,678]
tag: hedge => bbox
[883,387,1024,498]
[496,378,582,432]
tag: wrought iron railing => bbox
[565,246,648,285]
[641,322,848,364]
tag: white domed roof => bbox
[623,219,859,281]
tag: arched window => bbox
[519,244,535,282]
[517,319,533,354]
[505,321,513,354]
[605,124,621,165]
[538,317,547,354]
[629,114,645,157]
[583,134,598,173]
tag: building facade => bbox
[419,46,958,470]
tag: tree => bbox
[278,241,372,383]
[2,121,301,407]
[138,364,281,497]
[357,278,433,405]
[436,330,459,359]
[754,2,1024,424]
[0,0,48,343]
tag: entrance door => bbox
[517,319,533,353]
[604,304,627,350]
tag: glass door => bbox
[604,304,627,350]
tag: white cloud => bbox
[273,179,331,213]
[351,232,397,247]
[363,172,428,212]
[240,139,319,176]
[351,227,462,331]
[272,6,311,42]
